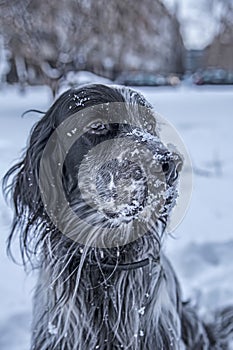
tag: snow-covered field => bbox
[0,84,233,349]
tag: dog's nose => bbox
[162,157,182,186]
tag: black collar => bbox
[90,257,159,271]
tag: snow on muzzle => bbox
[79,129,183,225]
[39,102,192,248]
[95,158,148,221]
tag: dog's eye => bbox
[86,121,108,134]
[91,122,106,131]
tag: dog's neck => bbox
[88,229,162,268]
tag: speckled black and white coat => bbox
[3,84,233,349]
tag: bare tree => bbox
[0,0,184,92]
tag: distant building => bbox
[185,49,204,73]
[184,26,233,74]
[204,26,233,71]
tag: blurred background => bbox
[0,1,233,349]
[0,0,233,93]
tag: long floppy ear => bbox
[2,111,57,264]
[2,90,73,265]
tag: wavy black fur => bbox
[3,84,233,349]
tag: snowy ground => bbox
[0,84,233,349]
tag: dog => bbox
[3,84,233,349]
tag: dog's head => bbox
[3,84,182,263]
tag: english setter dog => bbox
[3,84,233,349]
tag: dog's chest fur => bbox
[33,254,184,350]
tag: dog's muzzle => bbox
[96,159,147,220]
[80,129,182,223]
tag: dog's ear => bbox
[2,92,72,263]
[4,112,55,210]
[3,91,70,210]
